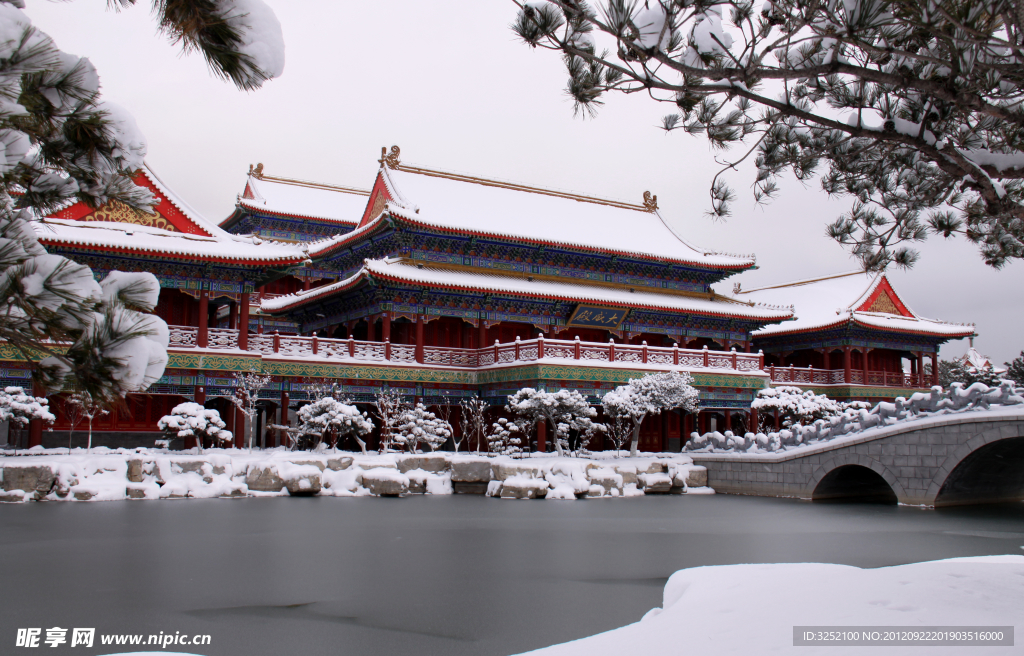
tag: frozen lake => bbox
[2,495,1023,655]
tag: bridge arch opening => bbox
[935,437,1024,507]
[812,465,898,504]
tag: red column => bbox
[238,291,250,351]
[931,352,939,386]
[723,409,731,432]
[415,315,424,363]
[382,314,391,343]
[862,348,870,384]
[230,302,239,330]
[822,349,830,370]
[302,278,311,291]
[683,413,693,439]
[536,420,546,453]
[197,290,209,348]
[660,412,669,452]
[366,316,376,342]
[749,408,759,434]
[478,322,486,349]
[773,409,780,431]
[843,346,852,383]
[916,352,924,387]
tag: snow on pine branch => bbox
[512,0,1024,270]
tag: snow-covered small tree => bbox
[487,416,526,456]
[603,413,633,455]
[296,396,374,453]
[224,371,271,450]
[1006,352,1024,388]
[751,386,844,429]
[506,388,599,456]
[374,387,410,453]
[157,402,231,453]
[64,390,108,452]
[459,397,489,453]
[0,386,54,447]
[601,371,700,457]
[395,403,452,453]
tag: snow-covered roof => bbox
[234,170,369,224]
[263,258,793,322]
[735,271,975,339]
[41,163,309,266]
[958,347,1007,374]
[38,218,308,265]
[309,158,756,270]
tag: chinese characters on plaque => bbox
[566,305,628,330]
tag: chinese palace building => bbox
[15,147,975,450]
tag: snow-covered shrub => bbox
[296,396,374,454]
[157,402,231,452]
[374,388,410,453]
[458,397,489,452]
[507,388,601,456]
[0,386,54,445]
[751,386,844,429]
[395,403,452,453]
[488,417,526,456]
[0,386,55,427]
[602,371,699,457]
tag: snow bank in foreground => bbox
[517,556,1024,655]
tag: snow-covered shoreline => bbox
[518,556,1024,655]
[0,448,709,502]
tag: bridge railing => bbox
[166,326,764,373]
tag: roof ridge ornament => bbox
[643,191,658,212]
[248,163,264,179]
[379,145,401,169]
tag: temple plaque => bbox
[567,305,628,330]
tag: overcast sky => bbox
[25,0,1023,365]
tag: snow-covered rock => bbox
[1,463,56,499]
[277,462,322,496]
[500,475,549,499]
[362,468,409,496]
[587,468,624,496]
[638,472,673,494]
[245,463,286,493]
[450,457,492,482]
[397,454,449,474]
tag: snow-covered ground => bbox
[0,447,709,502]
[518,556,1024,655]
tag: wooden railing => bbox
[167,326,764,373]
[768,365,925,388]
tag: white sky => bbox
[25,0,1023,366]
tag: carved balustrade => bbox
[165,327,775,375]
[768,365,924,388]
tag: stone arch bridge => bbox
[690,410,1024,506]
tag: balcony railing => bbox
[165,326,929,387]
[767,365,926,388]
[167,326,763,373]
